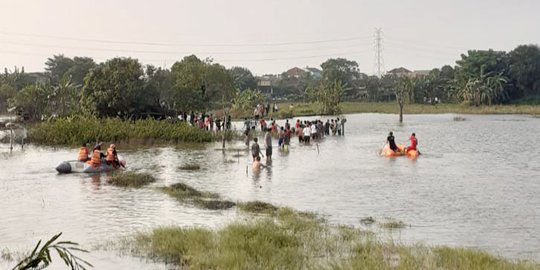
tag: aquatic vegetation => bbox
[132,207,537,270]
[160,183,235,210]
[108,172,156,188]
[237,200,279,215]
[177,164,201,171]
[1,249,14,262]
[27,116,234,146]
[192,198,236,210]
[380,218,407,229]
[453,116,467,121]
[161,183,219,200]
[12,233,92,270]
[360,216,376,225]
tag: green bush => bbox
[27,116,234,145]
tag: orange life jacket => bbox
[78,147,89,161]
[106,147,116,162]
[90,149,101,166]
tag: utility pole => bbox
[374,28,385,78]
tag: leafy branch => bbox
[12,233,92,270]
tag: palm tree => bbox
[459,69,509,106]
[49,75,79,116]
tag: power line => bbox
[216,49,372,62]
[0,30,373,48]
[386,37,469,51]
[0,38,373,56]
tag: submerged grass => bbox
[178,164,201,171]
[160,183,235,210]
[380,219,407,229]
[237,200,279,215]
[108,172,156,188]
[132,205,538,270]
[28,116,234,146]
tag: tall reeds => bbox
[28,116,233,146]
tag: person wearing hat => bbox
[89,143,106,167]
[106,144,120,168]
[387,131,399,153]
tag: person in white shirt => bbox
[303,124,311,144]
[310,122,317,140]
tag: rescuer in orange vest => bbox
[78,142,89,162]
[106,144,120,168]
[89,143,106,167]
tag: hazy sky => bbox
[1,0,539,75]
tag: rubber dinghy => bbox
[381,144,419,158]
[55,157,126,174]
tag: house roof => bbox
[387,67,412,74]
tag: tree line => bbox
[0,44,539,120]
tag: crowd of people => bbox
[177,111,232,131]
[253,103,280,119]
[246,116,348,171]
[78,142,123,168]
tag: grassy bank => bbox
[133,205,537,270]
[27,116,234,146]
[264,102,540,118]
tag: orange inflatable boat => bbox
[381,144,419,158]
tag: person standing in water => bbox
[264,128,273,161]
[387,131,399,152]
[252,156,264,172]
[251,137,261,161]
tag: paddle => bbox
[378,140,387,155]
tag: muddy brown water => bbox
[1,113,539,268]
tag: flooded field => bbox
[1,113,539,268]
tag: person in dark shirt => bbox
[251,137,261,161]
[324,120,330,135]
[387,131,399,152]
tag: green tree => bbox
[458,67,509,106]
[205,63,236,107]
[170,55,234,112]
[307,80,344,115]
[66,57,96,86]
[230,89,264,117]
[0,68,21,111]
[170,55,208,111]
[81,57,147,117]
[320,58,360,85]
[455,49,508,89]
[45,54,75,84]
[144,65,175,110]
[320,58,360,98]
[507,45,540,99]
[9,83,51,121]
[229,66,257,91]
[49,76,80,116]
[274,71,316,100]
[362,75,381,101]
